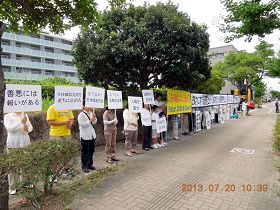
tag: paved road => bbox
[68,103,280,210]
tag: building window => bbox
[63,72,74,77]
[45,47,54,53]
[45,59,54,64]
[16,42,22,48]
[45,70,54,76]
[16,55,22,60]
[31,57,40,62]
[45,36,54,41]
[62,39,72,45]
[62,61,74,66]
[16,67,22,73]
[2,40,10,46]
[3,66,11,72]
[30,45,39,50]
[1,53,10,59]
[62,50,71,55]
[31,69,41,75]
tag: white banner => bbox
[156,117,167,133]
[85,86,105,108]
[142,90,154,104]
[227,95,234,104]
[205,112,211,130]
[212,95,228,105]
[191,94,212,107]
[128,96,143,113]
[4,84,42,113]
[107,90,123,109]
[233,96,240,104]
[54,86,83,110]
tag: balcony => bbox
[2,45,73,62]
[4,71,80,83]
[2,58,77,73]
[3,32,73,51]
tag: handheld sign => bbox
[142,90,154,104]
[156,117,167,133]
[107,90,123,109]
[128,96,143,113]
[85,86,105,108]
[54,86,83,110]
[4,84,42,113]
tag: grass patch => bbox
[273,116,280,155]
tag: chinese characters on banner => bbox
[191,94,238,107]
[233,96,240,104]
[54,86,83,110]
[107,90,123,109]
[128,96,143,113]
[227,95,234,104]
[85,86,105,108]
[142,90,154,104]
[4,84,42,113]
[156,117,167,133]
[167,90,192,115]
[195,111,201,131]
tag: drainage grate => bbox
[231,148,255,155]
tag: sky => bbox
[61,0,280,90]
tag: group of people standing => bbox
[4,93,188,195]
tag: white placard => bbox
[107,90,123,109]
[85,86,105,108]
[205,112,211,130]
[195,111,201,131]
[54,86,83,110]
[128,96,143,113]
[4,84,42,113]
[156,117,167,133]
[142,90,154,104]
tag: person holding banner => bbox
[46,104,74,176]
[140,104,152,151]
[154,93,167,113]
[103,107,119,164]
[4,112,33,195]
[78,105,97,173]
[123,108,139,157]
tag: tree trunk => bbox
[0,21,9,210]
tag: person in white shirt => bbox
[78,105,97,173]
[153,93,167,114]
[151,105,160,149]
[123,108,139,157]
[140,104,152,151]
[4,112,33,195]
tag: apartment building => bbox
[208,45,239,95]
[1,31,79,83]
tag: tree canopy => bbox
[220,0,280,42]
[73,2,210,92]
[213,41,275,92]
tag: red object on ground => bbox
[248,102,255,109]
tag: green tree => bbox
[196,67,225,94]
[220,0,280,42]
[254,80,266,107]
[73,2,210,92]
[214,41,275,101]
[0,0,122,208]
[271,90,280,99]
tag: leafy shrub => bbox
[273,116,280,154]
[0,140,78,208]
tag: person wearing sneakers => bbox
[140,104,152,151]
[151,105,160,149]
[158,111,167,147]
[4,112,33,195]
[78,104,97,173]
[123,108,139,157]
[103,107,119,164]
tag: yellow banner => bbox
[167,90,192,115]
